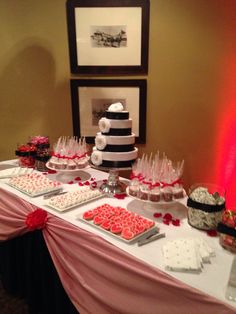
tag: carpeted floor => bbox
[0,280,28,314]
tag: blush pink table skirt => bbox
[0,187,235,314]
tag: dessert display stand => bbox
[90,164,131,196]
[46,162,91,183]
[126,187,187,219]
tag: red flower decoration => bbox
[25,209,48,231]
[67,181,74,184]
[90,177,96,181]
[114,193,127,199]
[79,182,84,186]
[84,181,90,186]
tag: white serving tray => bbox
[78,212,159,244]
[7,182,62,198]
[0,167,33,179]
[45,193,105,212]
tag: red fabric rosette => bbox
[25,208,48,231]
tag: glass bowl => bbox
[187,183,226,230]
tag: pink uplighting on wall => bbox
[215,50,236,209]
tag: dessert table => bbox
[0,160,235,314]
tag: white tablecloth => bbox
[0,159,235,310]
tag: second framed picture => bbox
[66,0,150,75]
[70,79,147,144]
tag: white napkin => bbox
[163,238,215,273]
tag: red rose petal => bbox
[153,213,162,218]
[90,177,96,181]
[84,181,90,186]
[163,213,173,221]
[91,182,97,188]
[207,230,218,237]
[103,179,107,183]
[67,181,74,184]
[74,177,81,181]
[114,193,127,199]
[79,182,84,186]
[172,219,180,226]
[163,219,170,225]
[47,169,57,174]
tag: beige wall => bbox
[0,0,236,197]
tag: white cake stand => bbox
[46,162,91,183]
[90,163,131,196]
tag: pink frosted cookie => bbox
[83,210,95,220]
[100,220,112,230]
[110,223,123,234]
[121,227,135,240]
[93,215,106,225]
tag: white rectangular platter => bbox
[45,194,105,212]
[7,183,62,198]
[0,167,33,179]
[78,212,159,244]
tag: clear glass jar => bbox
[218,209,236,252]
[187,183,225,230]
[18,155,36,168]
[35,143,50,172]
[219,233,236,253]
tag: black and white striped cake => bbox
[91,103,138,168]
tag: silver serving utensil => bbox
[43,189,66,199]
[138,232,165,247]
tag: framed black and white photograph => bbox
[66,0,150,75]
[70,79,147,143]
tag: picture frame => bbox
[66,0,150,75]
[70,79,147,144]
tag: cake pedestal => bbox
[91,165,131,196]
[45,163,91,183]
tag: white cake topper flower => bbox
[108,102,124,112]
[99,117,111,133]
[95,134,107,150]
[91,151,103,166]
